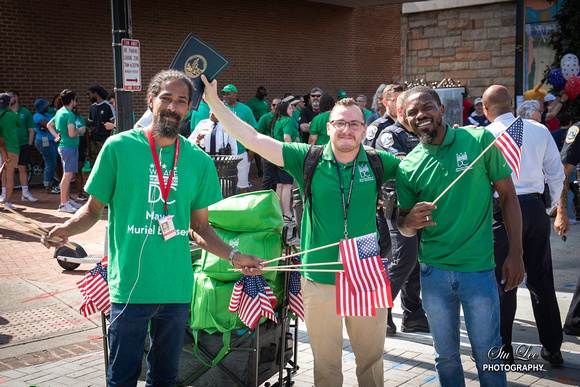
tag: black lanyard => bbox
[335,152,358,239]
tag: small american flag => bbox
[229,275,278,329]
[336,234,393,316]
[495,116,524,179]
[288,256,304,321]
[77,256,110,317]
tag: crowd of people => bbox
[2,70,579,386]
[0,85,115,213]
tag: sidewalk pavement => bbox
[2,179,580,386]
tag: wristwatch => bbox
[229,249,240,266]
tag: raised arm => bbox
[201,76,284,167]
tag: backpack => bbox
[302,145,384,234]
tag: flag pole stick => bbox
[264,241,340,264]
[0,211,76,249]
[0,225,46,240]
[229,267,344,273]
[269,262,343,268]
[0,202,51,232]
[431,118,518,206]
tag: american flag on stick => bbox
[288,256,305,321]
[229,275,278,329]
[336,233,393,316]
[77,256,110,317]
[494,116,524,179]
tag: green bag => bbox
[194,228,283,282]
[208,190,284,233]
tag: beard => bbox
[413,115,443,145]
[311,100,320,109]
[153,110,181,138]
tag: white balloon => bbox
[561,53,579,67]
[563,62,580,80]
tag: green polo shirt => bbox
[282,142,400,284]
[396,125,512,272]
[189,101,210,131]
[53,107,78,148]
[16,106,34,146]
[271,116,297,142]
[226,102,257,155]
[246,96,269,119]
[364,109,372,121]
[0,108,21,154]
[309,112,331,145]
[257,112,274,135]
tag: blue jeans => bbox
[34,138,58,187]
[108,303,190,387]
[420,264,506,387]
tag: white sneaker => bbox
[68,199,83,209]
[21,191,38,202]
[58,202,78,213]
[0,194,5,204]
[3,202,14,210]
[570,218,578,225]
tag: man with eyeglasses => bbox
[203,75,400,387]
[356,94,372,122]
[298,87,323,144]
[363,84,403,148]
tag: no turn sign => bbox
[122,39,141,91]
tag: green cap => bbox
[337,90,347,99]
[221,84,238,93]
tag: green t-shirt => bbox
[74,114,86,137]
[309,112,331,145]
[226,102,257,155]
[271,116,297,142]
[257,112,274,135]
[190,101,210,131]
[53,107,78,148]
[364,109,372,121]
[16,106,34,146]
[396,126,512,272]
[246,96,269,120]
[282,142,400,284]
[0,109,21,154]
[85,128,222,304]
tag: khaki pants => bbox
[302,278,387,387]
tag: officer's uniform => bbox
[562,123,580,335]
[362,114,395,149]
[374,121,429,329]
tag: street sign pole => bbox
[111,0,134,133]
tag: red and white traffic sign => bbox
[122,39,141,91]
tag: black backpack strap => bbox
[302,145,325,239]
[0,111,7,120]
[363,146,384,193]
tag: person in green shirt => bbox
[47,90,86,213]
[43,70,265,387]
[268,100,299,221]
[257,98,281,191]
[246,86,269,121]
[0,93,21,210]
[221,84,258,193]
[356,94,373,122]
[308,94,335,145]
[6,90,37,202]
[204,75,400,386]
[395,86,524,386]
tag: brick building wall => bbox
[1,0,401,120]
[402,2,516,99]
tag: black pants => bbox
[378,209,426,322]
[564,274,580,330]
[493,198,562,353]
[261,159,277,191]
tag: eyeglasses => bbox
[311,94,321,98]
[330,120,365,130]
[271,103,277,107]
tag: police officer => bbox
[363,84,403,148]
[374,91,429,335]
[557,122,580,336]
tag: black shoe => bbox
[386,309,396,336]
[500,344,514,365]
[401,318,430,333]
[540,347,564,367]
[563,324,580,336]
